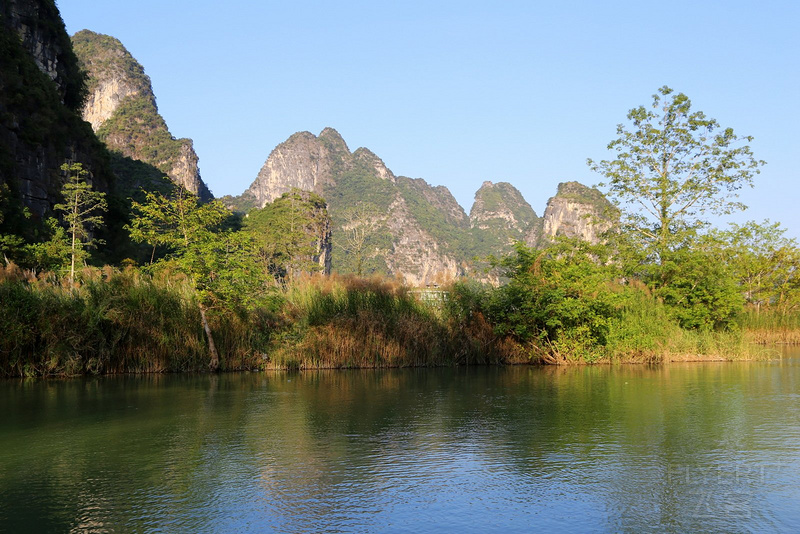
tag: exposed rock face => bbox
[0,0,112,218]
[243,129,617,284]
[246,130,346,206]
[81,76,139,131]
[71,30,212,200]
[384,195,460,286]
[243,128,466,285]
[527,181,617,246]
[3,0,86,111]
[469,181,538,255]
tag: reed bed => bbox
[0,263,257,376]
[739,308,800,345]
[267,274,522,369]
[0,264,775,377]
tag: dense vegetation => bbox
[2,25,799,379]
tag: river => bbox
[2,348,799,532]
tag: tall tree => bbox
[716,220,800,315]
[338,205,386,276]
[54,162,107,283]
[243,189,330,283]
[127,187,259,371]
[589,86,764,264]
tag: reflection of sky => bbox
[2,357,800,532]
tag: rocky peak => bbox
[469,181,538,230]
[397,176,467,226]
[246,128,351,207]
[527,181,617,246]
[71,30,212,200]
[318,127,350,155]
[71,30,148,130]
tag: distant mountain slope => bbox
[237,128,617,284]
[238,128,468,284]
[71,30,212,200]
[469,181,539,258]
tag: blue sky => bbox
[58,0,800,237]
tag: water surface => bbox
[2,349,799,532]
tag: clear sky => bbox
[58,0,800,238]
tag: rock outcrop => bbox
[243,128,466,284]
[469,181,539,257]
[3,0,86,111]
[245,129,348,206]
[527,181,618,246]
[71,30,212,200]
[0,0,112,219]
[242,129,618,284]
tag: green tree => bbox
[127,187,260,370]
[655,236,744,330]
[589,86,764,264]
[716,220,800,315]
[25,217,71,273]
[487,238,622,361]
[338,204,387,276]
[54,162,107,283]
[243,189,330,283]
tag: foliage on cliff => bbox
[71,29,149,96]
[71,29,212,200]
[0,0,115,253]
[2,0,87,112]
[469,181,539,258]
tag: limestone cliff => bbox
[469,181,538,257]
[0,0,112,220]
[71,30,212,200]
[243,129,466,284]
[527,181,618,246]
[241,129,618,284]
[3,0,86,111]
[245,129,348,206]
[384,194,461,286]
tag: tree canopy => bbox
[589,86,764,262]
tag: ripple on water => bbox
[2,362,800,532]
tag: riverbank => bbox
[0,264,783,377]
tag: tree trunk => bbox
[199,305,220,372]
[70,225,77,284]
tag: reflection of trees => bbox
[1,361,797,531]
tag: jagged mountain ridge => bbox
[71,30,212,200]
[236,128,469,284]
[238,128,616,284]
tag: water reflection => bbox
[1,353,799,532]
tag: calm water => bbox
[2,349,800,533]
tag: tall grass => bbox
[739,308,800,344]
[0,263,269,376]
[266,274,525,369]
[0,263,773,376]
[607,285,765,362]
[494,281,766,365]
